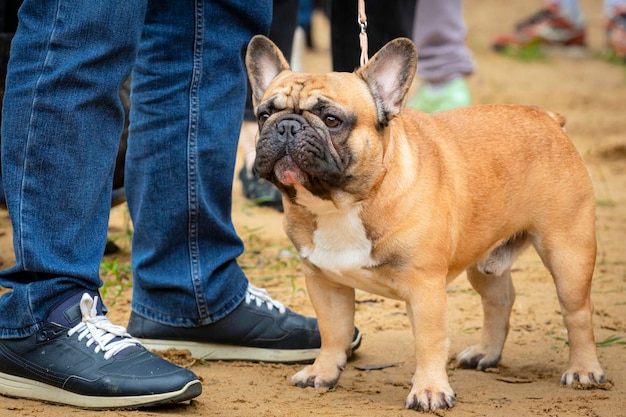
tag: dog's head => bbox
[246,35,417,207]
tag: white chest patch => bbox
[300,203,378,275]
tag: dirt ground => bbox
[1,0,625,416]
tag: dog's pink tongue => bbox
[275,156,305,185]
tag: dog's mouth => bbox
[274,155,307,186]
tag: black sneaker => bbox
[128,284,362,363]
[0,291,202,409]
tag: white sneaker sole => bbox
[0,371,201,410]
[139,330,363,364]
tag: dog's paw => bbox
[456,346,501,371]
[405,383,456,411]
[291,364,343,389]
[560,367,606,386]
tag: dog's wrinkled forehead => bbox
[261,72,357,114]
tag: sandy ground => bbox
[0,0,625,416]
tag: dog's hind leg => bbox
[531,227,606,385]
[457,234,529,370]
[456,265,516,370]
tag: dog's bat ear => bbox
[356,38,417,125]
[246,35,291,108]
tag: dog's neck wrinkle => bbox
[381,122,417,195]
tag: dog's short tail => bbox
[529,105,566,129]
[545,110,566,128]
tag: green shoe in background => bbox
[407,77,471,113]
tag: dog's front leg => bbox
[405,274,456,411]
[291,268,355,389]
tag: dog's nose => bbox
[277,119,302,140]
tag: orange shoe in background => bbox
[492,3,586,51]
[607,6,626,62]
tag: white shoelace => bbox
[67,293,140,360]
[245,284,287,314]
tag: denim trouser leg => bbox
[127,0,271,326]
[0,0,147,337]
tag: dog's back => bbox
[395,103,595,277]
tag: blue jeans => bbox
[0,0,271,338]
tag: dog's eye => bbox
[258,112,270,126]
[323,115,341,128]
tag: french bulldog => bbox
[245,35,605,411]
